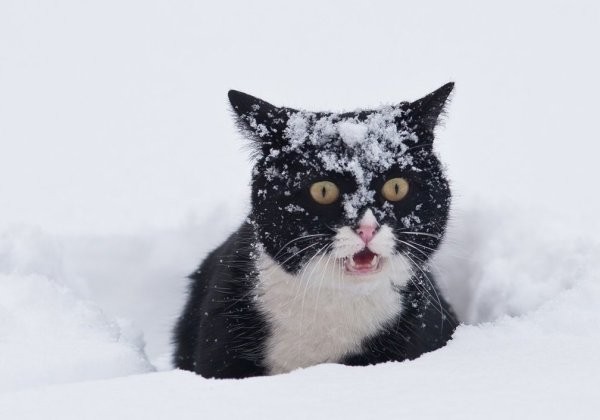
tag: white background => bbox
[2,0,598,234]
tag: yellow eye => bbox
[382,177,409,202]
[309,181,340,205]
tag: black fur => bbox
[174,84,457,378]
[173,223,268,378]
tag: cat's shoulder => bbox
[189,221,255,280]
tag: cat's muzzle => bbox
[344,248,382,275]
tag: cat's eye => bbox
[382,177,409,202]
[309,181,340,205]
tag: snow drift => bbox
[0,200,599,418]
[0,229,154,393]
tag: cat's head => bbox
[229,84,453,288]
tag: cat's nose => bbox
[356,209,379,244]
[357,225,376,244]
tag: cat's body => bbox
[174,84,458,378]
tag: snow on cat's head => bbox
[228,84,453,282]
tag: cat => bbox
[173,83,458,378]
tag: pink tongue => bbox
[352,249,376,266]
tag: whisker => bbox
[273,233,329,259]
[323,223,338,233]
[299,243,333,333]
[313,245,335,321]
[396,238,431,260]
[397,231,442,240]
[264,242,321,270]
[289,242,332,310]
[398,251,452,325]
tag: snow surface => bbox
[1,233,599,418]
[1,0,600,418]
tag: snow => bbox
[1,0,600,418]
[2,200,599,417]
[337,121,368,146]
[0,229,154,393]
[1,269,599,418]
[279,106,416,219]
[2,223,600,419]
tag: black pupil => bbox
[394,183,399,194]
[321,186,327,197]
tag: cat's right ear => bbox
[409,82,454,134]
[228,90,290,156]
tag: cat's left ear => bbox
[228,90,290,155]
[410,82,454,134]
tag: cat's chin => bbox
[343,249,382,276]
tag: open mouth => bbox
[344,248,382,275]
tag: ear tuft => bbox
[411,82,455,132]
[227,90,292,158]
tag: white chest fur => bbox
[256,251,410,375]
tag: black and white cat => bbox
[174,83,458,378]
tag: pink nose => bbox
[356,225,376,244]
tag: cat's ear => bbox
[228,90,290,156]
[409,82,454,133]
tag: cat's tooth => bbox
[370,255,379,267]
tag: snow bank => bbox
[433,200,599,323]
[1,197,598,404]
[59,204,245,362]
[1,199,599,418]
[0,228,154,393]
[1,259,599,419]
